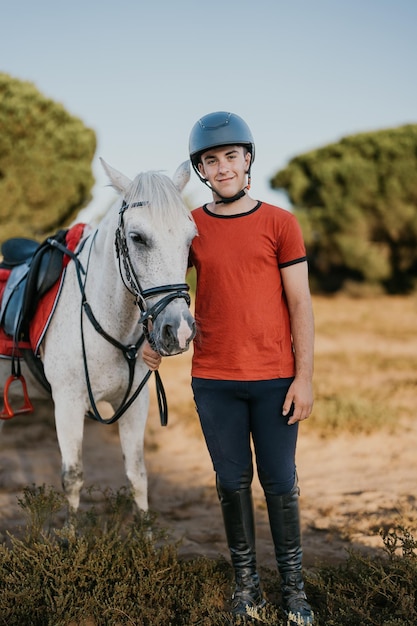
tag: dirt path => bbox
[1,346,416,573]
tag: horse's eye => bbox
[130,232,146,245]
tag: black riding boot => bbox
[265,480,314,625]
[217,476,266,621]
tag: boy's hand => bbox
[142,341,162,370]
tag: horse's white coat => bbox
[1,160,197,515]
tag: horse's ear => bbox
[172,160,191,193]
[100,157,132,194]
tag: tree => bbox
[270,125,417,293]
[0,73,96,245]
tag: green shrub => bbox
[0,73,96,245]
[271,125,417,294]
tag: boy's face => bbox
[198,145,251,199]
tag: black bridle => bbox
[52,199,191,427]
[114,200,191,351]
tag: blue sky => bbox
[1,0,416,217]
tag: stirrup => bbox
[0,374,34,419]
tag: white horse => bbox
[0,159,197,516]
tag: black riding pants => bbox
[191,377,298,496]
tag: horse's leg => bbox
[53,397,85,518]
[117,387,150,513]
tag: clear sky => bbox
[1,0,416,217]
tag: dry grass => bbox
[307,295,417,436]
[162,294,417,438]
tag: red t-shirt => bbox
[189,201,307,380]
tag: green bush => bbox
[271,125,417,294]
[0,73,96,245]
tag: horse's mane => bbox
[125,170,192,230]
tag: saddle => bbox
[0,230,72,418]
[0,230,68,342]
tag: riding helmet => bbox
[189,111,255,172]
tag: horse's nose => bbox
[161,317,195,353]
[161,323,177,350]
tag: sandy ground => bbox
[0,343,416,574]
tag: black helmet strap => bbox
[215,188,246,204]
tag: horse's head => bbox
[101,158,197,356]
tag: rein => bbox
[50,199,190,426]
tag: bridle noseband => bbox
[114,200,191,350]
